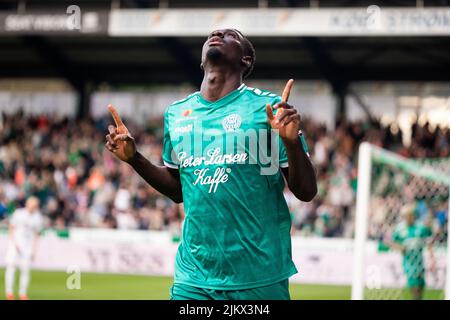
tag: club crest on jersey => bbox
[222,114,242,132]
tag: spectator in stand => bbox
[0,111,448,238]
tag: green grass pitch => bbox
[0,268,442,300]
[0,268,350,300]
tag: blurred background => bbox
[0,0,449,300]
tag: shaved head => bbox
[26,196,40,213]
[201,28,256,79]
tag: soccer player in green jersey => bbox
[105,29,317,300]
[389,204,436,300]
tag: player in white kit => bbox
[4,197,43,300]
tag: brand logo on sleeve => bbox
[174,124,193,133]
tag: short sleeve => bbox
[10,210,20,227]
[35,214,44,234]
[421,224,432,238]
[392,228,402,244]
[162,108,179,169]
[278,135,289,168]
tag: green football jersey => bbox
[162,83,298,290]
[392,222,432,277]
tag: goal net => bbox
[352,142,450,300]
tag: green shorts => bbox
[170,279,290,300]
[407,276,425,288]
[405,266,425,288]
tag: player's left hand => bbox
[266,79,301,143]
[429,256,437,274]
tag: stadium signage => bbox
[109,8,450,36]
[0,10,109,34]
[0,231,445,289]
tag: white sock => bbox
[19,265,30,297]
[5,265,15,295]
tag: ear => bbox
[200,62,204,71]
[241,55,252,69]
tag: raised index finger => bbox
[108,104,124,128]
[281,79,294,102]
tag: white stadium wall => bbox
[0,91,77,118]
[0,229,446,289]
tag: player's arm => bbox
[266,79,317,202]
[425,229,437,273]
[8,224,19,252]
[31,230,40,261]
[8,215,21,254]
[387,241,405,253]
[127,153,183,203]
[105,105,183,203]
[386,230,406,253]
[427,240,436,273]
[280,139,317,202]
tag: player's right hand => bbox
[105,104,137,163]
[15,243,22,256]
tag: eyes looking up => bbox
[208,30,240,41]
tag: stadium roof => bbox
[1,0,450,10]
[2,34,449,87]
[1,1,450,118]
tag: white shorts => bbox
[5,244,32,268]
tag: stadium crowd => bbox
[289,117,449,238]
[0,110,449,238]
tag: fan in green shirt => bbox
[105,28,317,300]
[390,204,436,300]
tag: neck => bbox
[200,65,242,102]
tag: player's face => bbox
[26,198,39,213]
[201,29,246,69]
[404,212,415,225]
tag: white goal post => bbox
[351,142,450,300]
